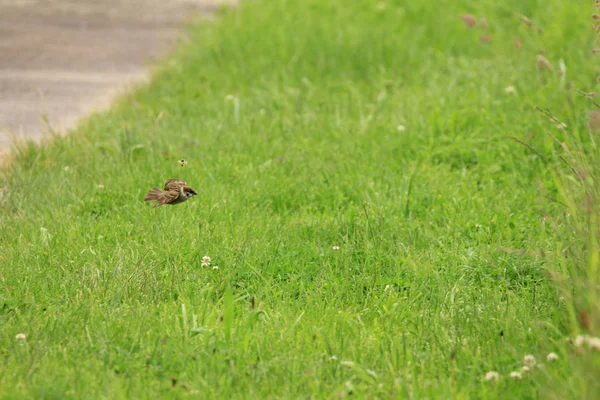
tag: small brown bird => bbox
[144,179,197,208]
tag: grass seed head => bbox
[536,55,553,71]
[515,38,522,49]
[461,14,477,28]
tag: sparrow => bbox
[144,179,197,208]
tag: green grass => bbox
[1,0,597,398]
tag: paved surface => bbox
[0,0,234,158]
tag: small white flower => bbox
[332,245,340,251]
[201,255,211,267]
[521,366,530,373]
[523,354,536,367]
[574,335,587,348]
[15,333,26,340]
[212,265,219,270]
[588,337,600,350]
[510,371,522,381]
[484,371,500,382]
[505,86,517,95]
[547,352,559,362]
[396,125,406,132]
[97,184,105,190]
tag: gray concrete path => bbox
[0,0,234,159]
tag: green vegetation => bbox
[1,0,598,398]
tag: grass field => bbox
[1,0,599,398]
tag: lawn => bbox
[1,0,598,398]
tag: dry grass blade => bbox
[577,89,600,109]
[509,136,548,164]
[520,15,533,26]
[536,107,568,130]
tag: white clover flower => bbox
[201,256,211,267]
[97,184,105,190]
[510,371,522,381]
[523,354,536,367]
[396,125,406,132]
[15,333,26,340]
[547,352,559,362]
[588,337,600,351]
[212,265,219,270]
[521,366,530,373]
[332,245,340,251]
[505,86,517,95]
[484,371,500,382]
[574,335,587,348]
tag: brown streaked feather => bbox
[153,189,180,208]
[164,179,187,191]
[152,190,179,208]
[144,187,162,202]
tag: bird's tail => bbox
[144,187,162,202]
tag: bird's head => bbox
[183,186,197,198]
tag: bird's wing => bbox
[164,179,187,191]
[154,190,180,207]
